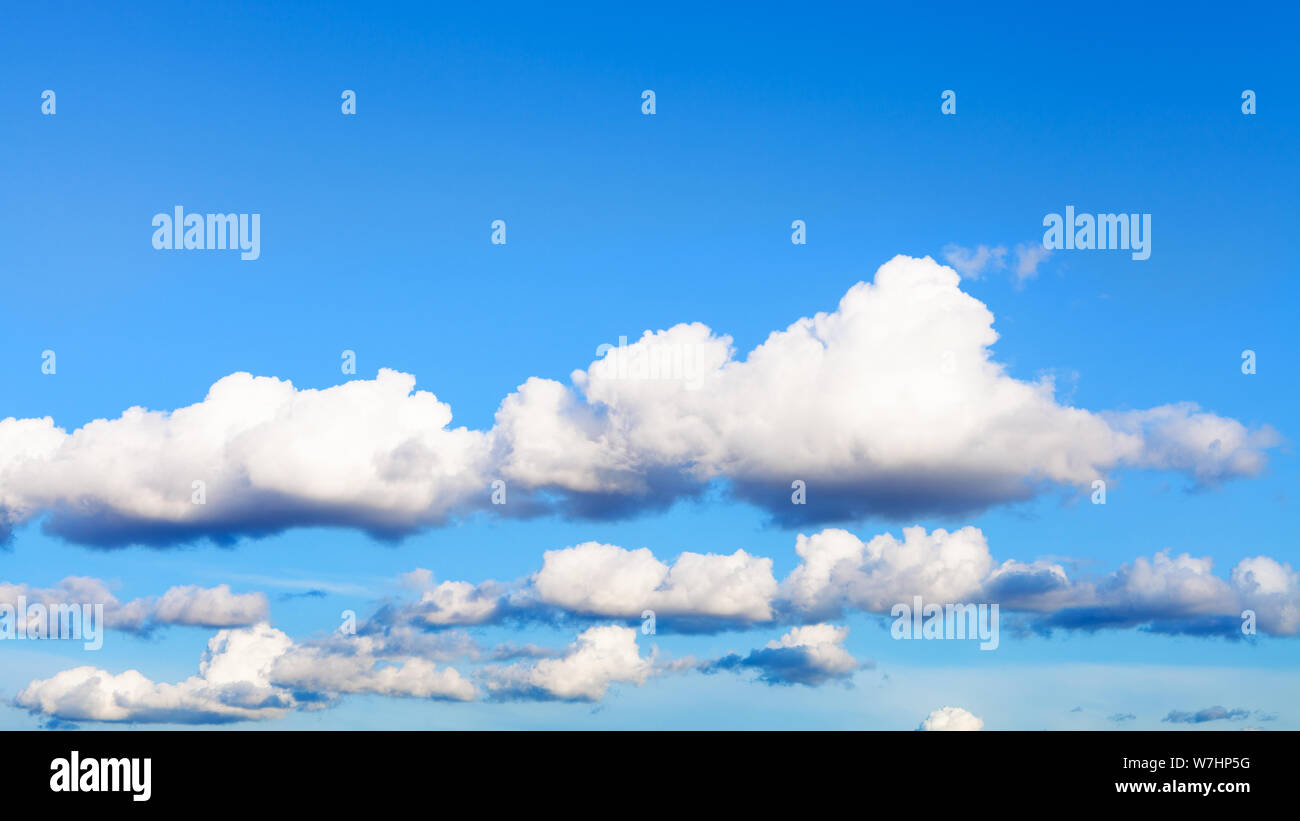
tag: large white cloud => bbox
[0,370,491,546]
[497,254,1277,522]
[0,256,1277,547]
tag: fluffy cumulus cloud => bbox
[702,623,861,686]
[523,255,1276,524]
[14,624,295,724]
[14,610,661,723]
[1035,551,1300,636]
[0,256,1277,547]
[0,577,152,633]
[270,638,477,702]
[0,578,268,632]
[14,527,1300,726]
[151,584,269,628]
[15,622,478,724]
[781,526,995,618]
[394,577,510,628]
[0,370,491,547]
[481,625,654,702]
[384,543,778,633]
[529,542,777,626]
[777,526,1300,638]
[377,528,1300,639]
[919,706,984,731]
[1231,557,1300,635]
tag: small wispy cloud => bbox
[1012,242,1051,285]
[219,573,375,597]
[943,241,1050,286]
[942,243,1007,279]
[1162,706,1251,724]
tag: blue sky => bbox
[0,1,1296,729]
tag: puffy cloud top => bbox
[703,623,861,686]
[482,625,654,702]
[15,624,294,724]
[919,707,984,731]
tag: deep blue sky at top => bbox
[0,1,1296,728]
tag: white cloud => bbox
[0,256,1276,546]
[498,255,1278,523]
[151,584,269,628]
[15,621,478,724]
[1106,403,1274,482]
[0,578,268,632]
[919,706,984,731]
[400,577,509,627]
[481,625,653,701]
[777,527,1300,637]
[0,370,490,546]
[14,623,294,723]
[15,528,1299,726]
[703,623,860,686]
[375,526,1300,638]
[1035,549,1300,636]
[781,526,994,618]
[0,577,152,632]
[1232,557,1300,635]
[387,543,777,631]
[767,624,857,667]
[530,542,777,623]
[270,640,477,701]
[773,525,1300,637]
